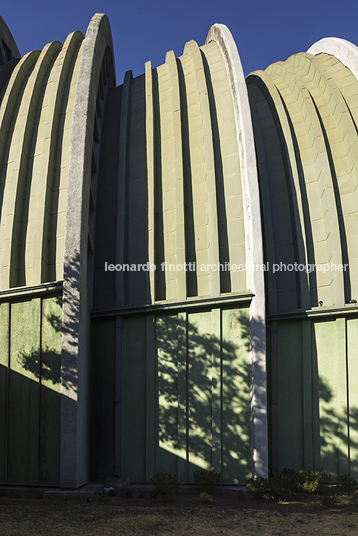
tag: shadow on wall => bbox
[311,320,358,480]
[19,295,77,393]
[0,293,65,486]
[273,318,358,481]
[0,250,83,487]
[317,376,358,479]
[143,308,252,483]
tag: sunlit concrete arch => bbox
[206,24,268,478]
[308,37,358,81]
[0,23,86,488]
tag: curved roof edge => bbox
[206,23,268,479]
[0,16,20,61]
[307,37,358,81]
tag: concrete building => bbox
[0,13,357,488]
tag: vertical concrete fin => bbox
[165,50,187,300]
[115,69,132,307]
[145,61,156,303]
[183,39,220,298]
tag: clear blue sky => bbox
[1,0,358,84]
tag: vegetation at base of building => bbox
[247,470,358,504]
[193,470,221,494]
[320,486,341,507]
[319,475,358,507]
[149,472,180,499]
[338,474,358,494]
[245,469,358,501]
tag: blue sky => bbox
[1,0,358,84]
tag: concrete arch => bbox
[206,24,268,478]
[307,37,358,81]
[0,35,85,291]
[248,48,358,310]
[61,13,115,487]
[248,45,358,477]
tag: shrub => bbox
[246,476,269,498]
[339,474,357,494]
[246,468,330,500]
[281,468,301,492]
[193,470,221,493]
[320,486,340,507]
[268,474,291,500]
[149,472,180,499]
[299,469,329,494]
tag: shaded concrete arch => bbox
[61,13,115,487]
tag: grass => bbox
[1,492,358,535]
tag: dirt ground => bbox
[0,486,358,535]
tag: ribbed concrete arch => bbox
[0,33,84,292]
[268,56,344,308]
[206,24,268,478]
[247,48,358,313]
[250,41,358,479]
[99,33,248,309]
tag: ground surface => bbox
[0,487,358,535]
